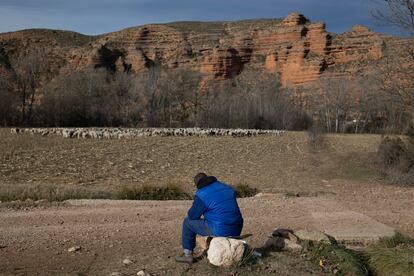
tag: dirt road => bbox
[1,191,412,276]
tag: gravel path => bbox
[1,193,410,276]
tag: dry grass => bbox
[376,136,414,186]
[233,183,259,198]
[0,184,112,202]
[0,128,383,200]
[117,184,192,200]
[367,233,414,276]
[308,242,369,276]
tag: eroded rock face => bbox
[0,13,412,89]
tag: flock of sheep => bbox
[10,127,285,139]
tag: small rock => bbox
[110,272,124,276]
[68,246,81,252]
[272,228,298,243]
[137,271,146,276]
[123,258,134,265]
[283,238,303,251]
[35,199,47,204]
[294,230,333,244]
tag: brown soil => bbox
[1,129,413,275]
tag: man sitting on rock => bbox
[175,173,244,265]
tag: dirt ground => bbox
[1,129,414,275]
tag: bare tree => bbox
[373,0,414,135]
[372,0,414,34]
[0,75,18,126]
[145,60,161,127]
[112,72,147,126]
[14,49,47,125]
[156,68,202,127]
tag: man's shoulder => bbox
[196,181,234,196]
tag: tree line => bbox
[0,57,412,133]
[1,1,412,133]
[0,58,310,130]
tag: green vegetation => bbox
[308,242,369,276]
[233,183,258,198]
[0,182,259,202]
[304,233,414,276]
[117,185,192,200]
[367,233,414,276]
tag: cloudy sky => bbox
[0,0,401,35]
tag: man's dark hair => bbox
[194,172,207,186]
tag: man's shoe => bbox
[175,253,194,265]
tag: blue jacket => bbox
[188,179,243,237]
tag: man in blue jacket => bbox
[175,173,244,264]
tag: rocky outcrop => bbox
[0,13,412,89]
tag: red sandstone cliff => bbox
[0,13,412,88]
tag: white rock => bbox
[283,238,303,251]
[123,258,134,265]
[294,229,332,243]
[110,272,124,276]
[207,237,246,267]
[136,271,146,276]
[68,246,81,252]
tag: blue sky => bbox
[0,0,401,35]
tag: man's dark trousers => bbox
[182,218,213,250]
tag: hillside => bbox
[0,13,412,88]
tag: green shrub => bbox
[233,184,258,198]
[309,243,369,276]
[367,233,414,276]
[117,185,192,200]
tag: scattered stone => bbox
[283,238,303,251]
[123,258,134,265]
[287,232,299,244]
[272,228,297,242]
[68,246,81,252]
[137,271,146,276]
[207,237,246,267]
[294,229,332,243]
[110,272,124,276]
